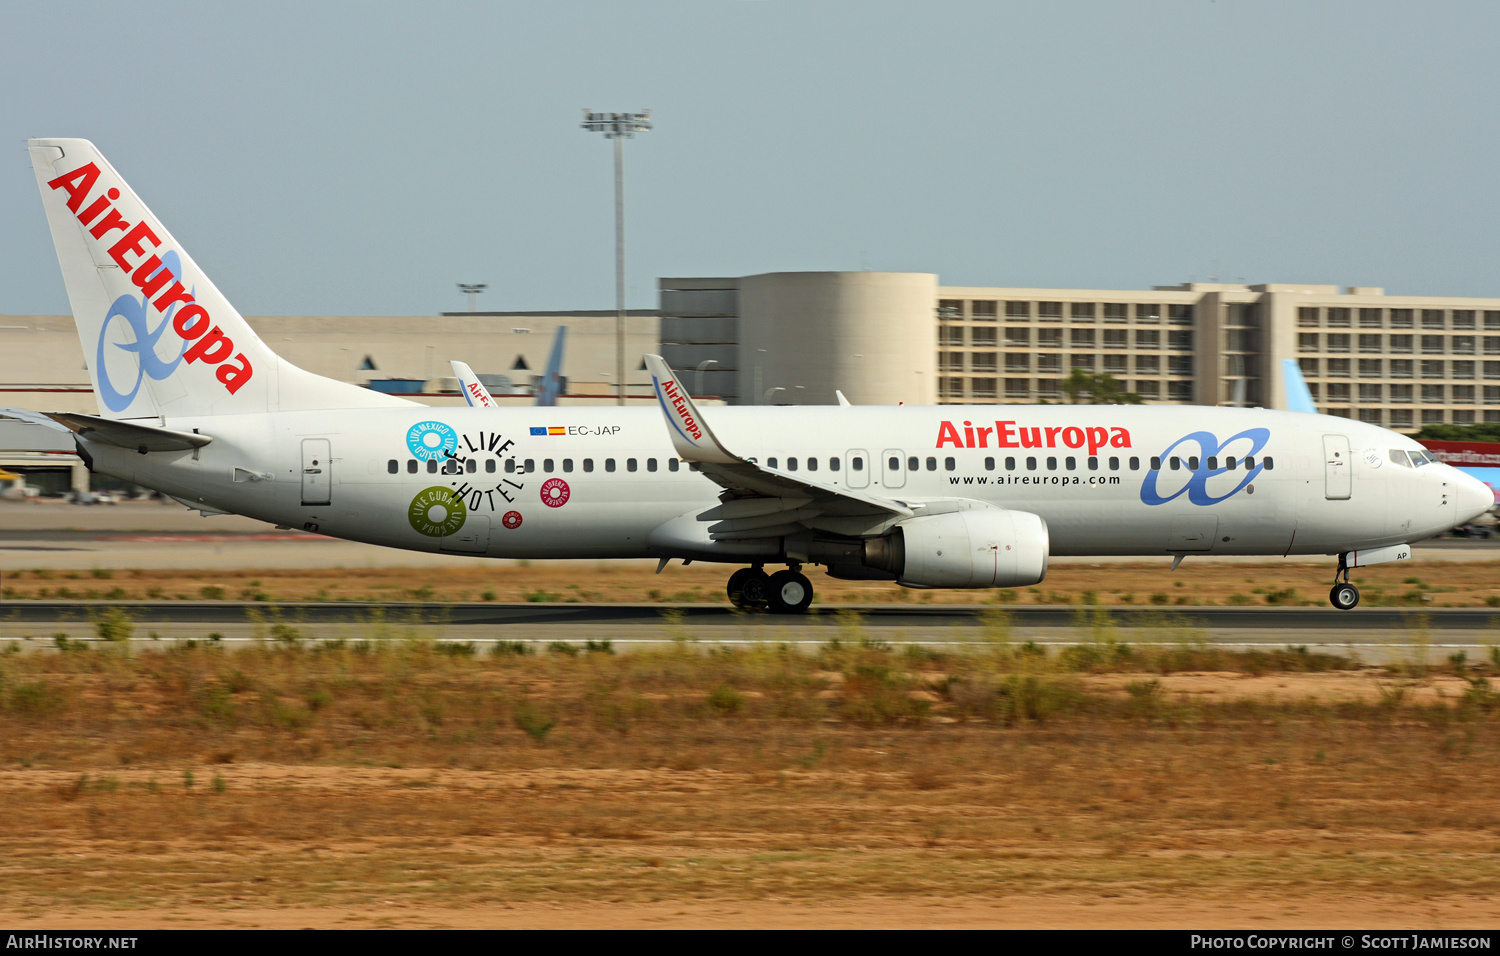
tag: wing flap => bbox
[46,412,211,452]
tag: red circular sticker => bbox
[502,511,523,529]
[540,478,570,508]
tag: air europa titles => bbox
[936,420,1132,455]
[658,378,703,441]
[47,162,252,397]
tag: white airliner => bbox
[22,139,1493,612]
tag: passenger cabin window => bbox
[583,459,594,473]
[807,457,818,472]
[908,457,919,471]
[1226,457,1237,470]
[1129,457,1140,470]
[851,457,862,471]
[444,459,460,475]
[647,458,658,472]
[1244,456,1255,470]
[1006,457,1017,470]
[627,458,638,472]
[1207,457,1217,470]
[387,459,398,474]
[888,456,899,471]
[485,460,496,473]
[768,457,779,469]
[466,459,476,473]
[1047,457,1057,470]
[1188,456,1199,471]
[1109,457,1119,470]
[788,457,798,471]
[505,459,516,473]
[1087,457,1097,471]
[408,460,418,474]
[563,459,574,473]
[544,459,554,473]
[1264,457,1275,470]
[427,460,438,474]
[605,459,616,473]
[1026,457,1037,470]
[985,457,995,470]
[945,457,955,471]
[524,459,535,473]
[830,458,840,471]
[926,457,937,471]
[669,459,680,472]
[1065,457,1076,470]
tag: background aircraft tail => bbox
[535,326,567,406]
[29,138,413,419]
[1280,359,1318,414]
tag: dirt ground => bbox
[0,641,1496,930]
[6,558,1500,608]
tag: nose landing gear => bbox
[727,563,813,614]
[1329,553,1360,610]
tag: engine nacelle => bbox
[885,509,1049,589]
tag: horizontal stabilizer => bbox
[46,412,211,452]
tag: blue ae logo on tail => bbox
[96,251,190,412]
[1140,428,1270,506]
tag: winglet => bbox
[835,389,851,407]
[643,354,738,464]
[1281,358,1318,414]
[450,360,497,409]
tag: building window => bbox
[1489,411,1500,423]
[1003,353,1030,372]
[1307,383,1320,401]
[1454,409,1476,424]
[940,326,964,346]
[1103,354,1128,373]
[1357,408,1382,425]
[1005,301,1030,319]
[1168,381,1193,402]
[1422,384,1445,404]
[1137,380,1160,399]
[971,377,997,399]
[972,326,997,347]
[1299,357,1319,376]
[1070,328,1096,348]
[1071,355,1097,372]
[1327,383,1351,402]
[1487,361,1500,380]
[1037,378,1060,398]
[1358,334,1382,353]
[1390,384,1413,404]
[1135,329,1160,348]
[1004,378,1030,398]
[1327,359,1351,377]
[1390,309,1414,329]
[1298,307,1319,328]
[1359,359,1382,377]
[1454,385,1476,404]
[1135,354,1160,374]
[1485,386,1500,405]
[1169,304,1193,325]
[1070,302,1096,321]
[1299,333,1319,352]
[1390,359,1413,378]
[1421,335,1444,354]
[1004,327,1030,347]
[1453,361,1475,379]
[1103,329,1128,349]
[1454,336,1476,355]
[1169,356,1194,376]
[1359,308,1383,328]
[1037,353,1061,372]
[1389,335,1413,353]
[1485,337,1500,355]
[1453,310,1476,330]
[1168,330,1193,351]
[937,299,963,320]
[1422,409,1446,425]
[1038,302,1063,321]
[1390,409,1413,428]
[972,353,997,373]
[1037,328,1062,347]
[1487,311,1500,331]
[1359,383,1383,402]
[1422,310,1445,329]
[1327,334,1351,353]
[1421,360,1445,379]
[1103,303,1128,322]
[1327,307,1351,327]
[1135,303,1161,323]
[972,301,998,321]
[942,376,964,397]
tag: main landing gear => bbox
[1329,553,1360,610]
[727,563,814,614]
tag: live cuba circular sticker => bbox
[406,421,457,461]
[408,486,466,537]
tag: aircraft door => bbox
[1323,435,1351,500]
[881,449,905,489]
[846,449,870,489]
[301,439,331,506]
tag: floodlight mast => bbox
[457,283,487,313]
[581,109,651,405]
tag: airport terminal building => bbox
[5,271,1500,489]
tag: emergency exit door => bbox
[1323,434,1351,500]
[302,439,331,506]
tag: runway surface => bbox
[3,601,1495,664]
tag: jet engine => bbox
[811,509,1049,589]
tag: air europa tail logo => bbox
[937,419,1132,455]
[656,377,703,441]
[47,162,253,411]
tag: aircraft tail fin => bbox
[450,360,497,408]
[535,326,567,406]
[28,138,414,419]
[642,354,737,464]
[1280,358,1318,414]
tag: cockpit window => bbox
[1389,449,1412,468]
[1411,450,1434,467]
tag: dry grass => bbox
[1,635,1498,915]
[6,559,1500,608]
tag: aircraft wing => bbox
[643,355,913,538]
[45,412,211,452]
[451,360,497,409]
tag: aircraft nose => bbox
[1457,472,1496,523]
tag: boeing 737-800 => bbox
[21,139,1493,612]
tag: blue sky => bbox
[4,0,1499,315]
